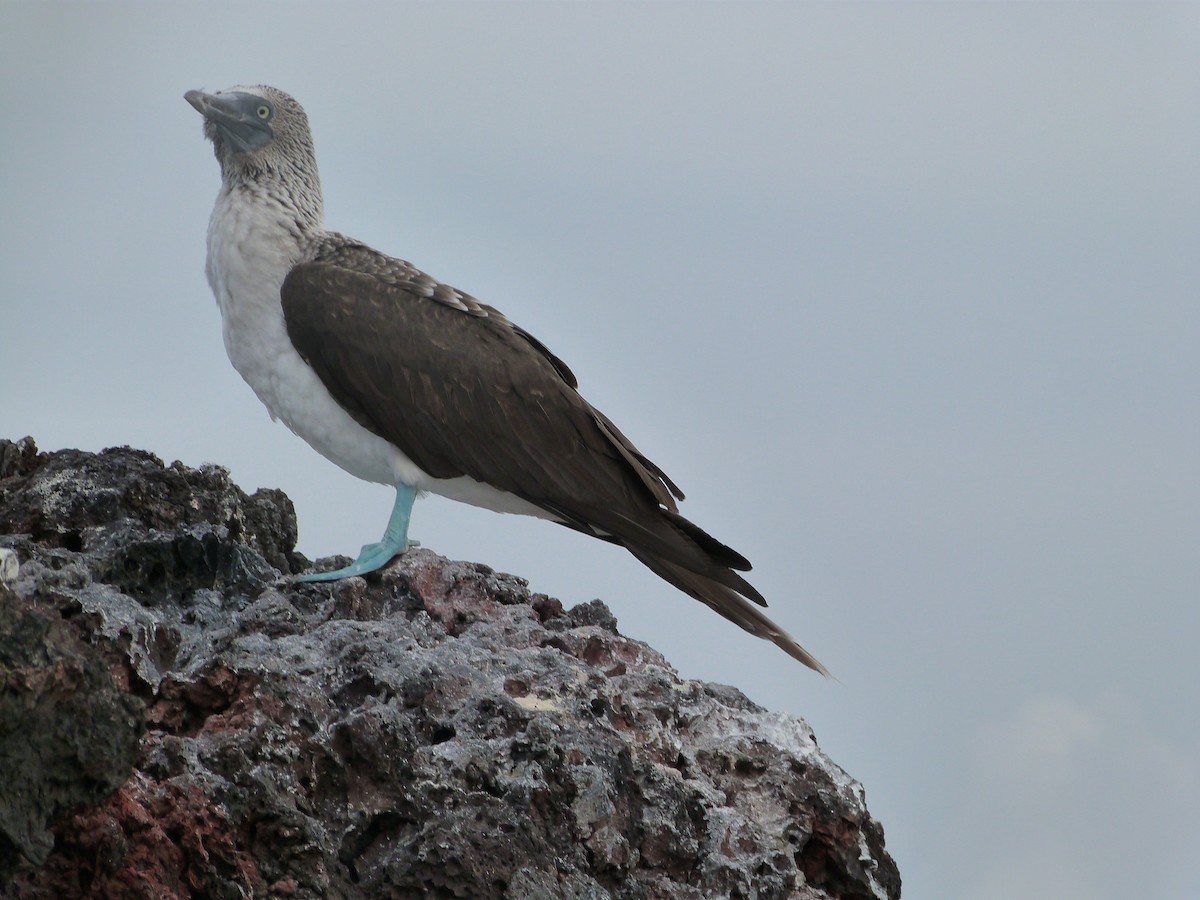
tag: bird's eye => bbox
[257,104,271,120]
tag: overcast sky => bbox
[2,3,1198,898]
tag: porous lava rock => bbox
[0,438,899,899]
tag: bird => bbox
[185,84,827,675]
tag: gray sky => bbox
[3,3,1198,897]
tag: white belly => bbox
[204,189,554,521]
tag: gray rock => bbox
[0,438,899,899]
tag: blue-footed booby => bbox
[186,85,827,674]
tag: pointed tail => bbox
[623,544,830,677]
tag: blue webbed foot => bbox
[296,483,419,583]
[297,538,418,582]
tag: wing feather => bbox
[281,248,666,516]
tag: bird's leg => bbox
[297,483,418,582]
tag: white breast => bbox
[203,186,555,522]
[206,185,419,487]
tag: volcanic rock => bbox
[0,438,899,899]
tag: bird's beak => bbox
[185,89,273,153]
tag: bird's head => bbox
[185,85,320,192]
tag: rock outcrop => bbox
[0,438,899,899]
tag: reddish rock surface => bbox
[0,439,899,899]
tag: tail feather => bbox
[544,498,825,673]
[662,509,752,571]
[623,544,830,677]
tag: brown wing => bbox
[281,241,827,674]
[282,250,667,513]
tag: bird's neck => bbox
[218,151,325,234]
[229,178,322,238]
